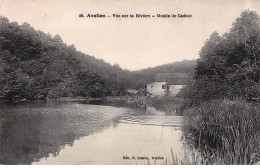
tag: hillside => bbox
[0,16,196,101]
[131,60,196,89]
[0,16,134,101]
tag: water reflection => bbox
[0,102,187,165]
[0,102,125,165]
[33,122,184,165]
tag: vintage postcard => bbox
[0,0,260,165]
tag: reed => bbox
[183,99,260,164]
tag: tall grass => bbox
[146,97,183,115]
[163,147,203,165]
[183,99,260,164]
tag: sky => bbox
[0,0,260,71]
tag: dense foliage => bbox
[0,16,194,102]
[182,10,260,165]
[182,10,260,108]
[0,16,135,101]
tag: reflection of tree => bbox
[0,110,43,164]
[0,102,121,165]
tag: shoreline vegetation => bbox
[179,10,260,165]
[183,99,260,164]
[146,96,183,115]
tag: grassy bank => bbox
[90,96,147,110]
[146,97,183,115]
[183,99,260,164]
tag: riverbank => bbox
[0,96,111,105]
[96,96,147,109]
[1,96,186,117]
[183,99,260,164]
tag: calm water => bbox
[0,101,189,165]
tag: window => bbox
[162,85,165,89]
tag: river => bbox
[0,101,191,165]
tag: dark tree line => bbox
[182,10,260,108]
[0,16,196,102]
[0,17,118,101]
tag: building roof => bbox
[155,73,189,85]
[156,73,188,81]
[168,76,189,85]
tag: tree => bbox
[183,10,260,108]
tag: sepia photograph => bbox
[0,0,260,165]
